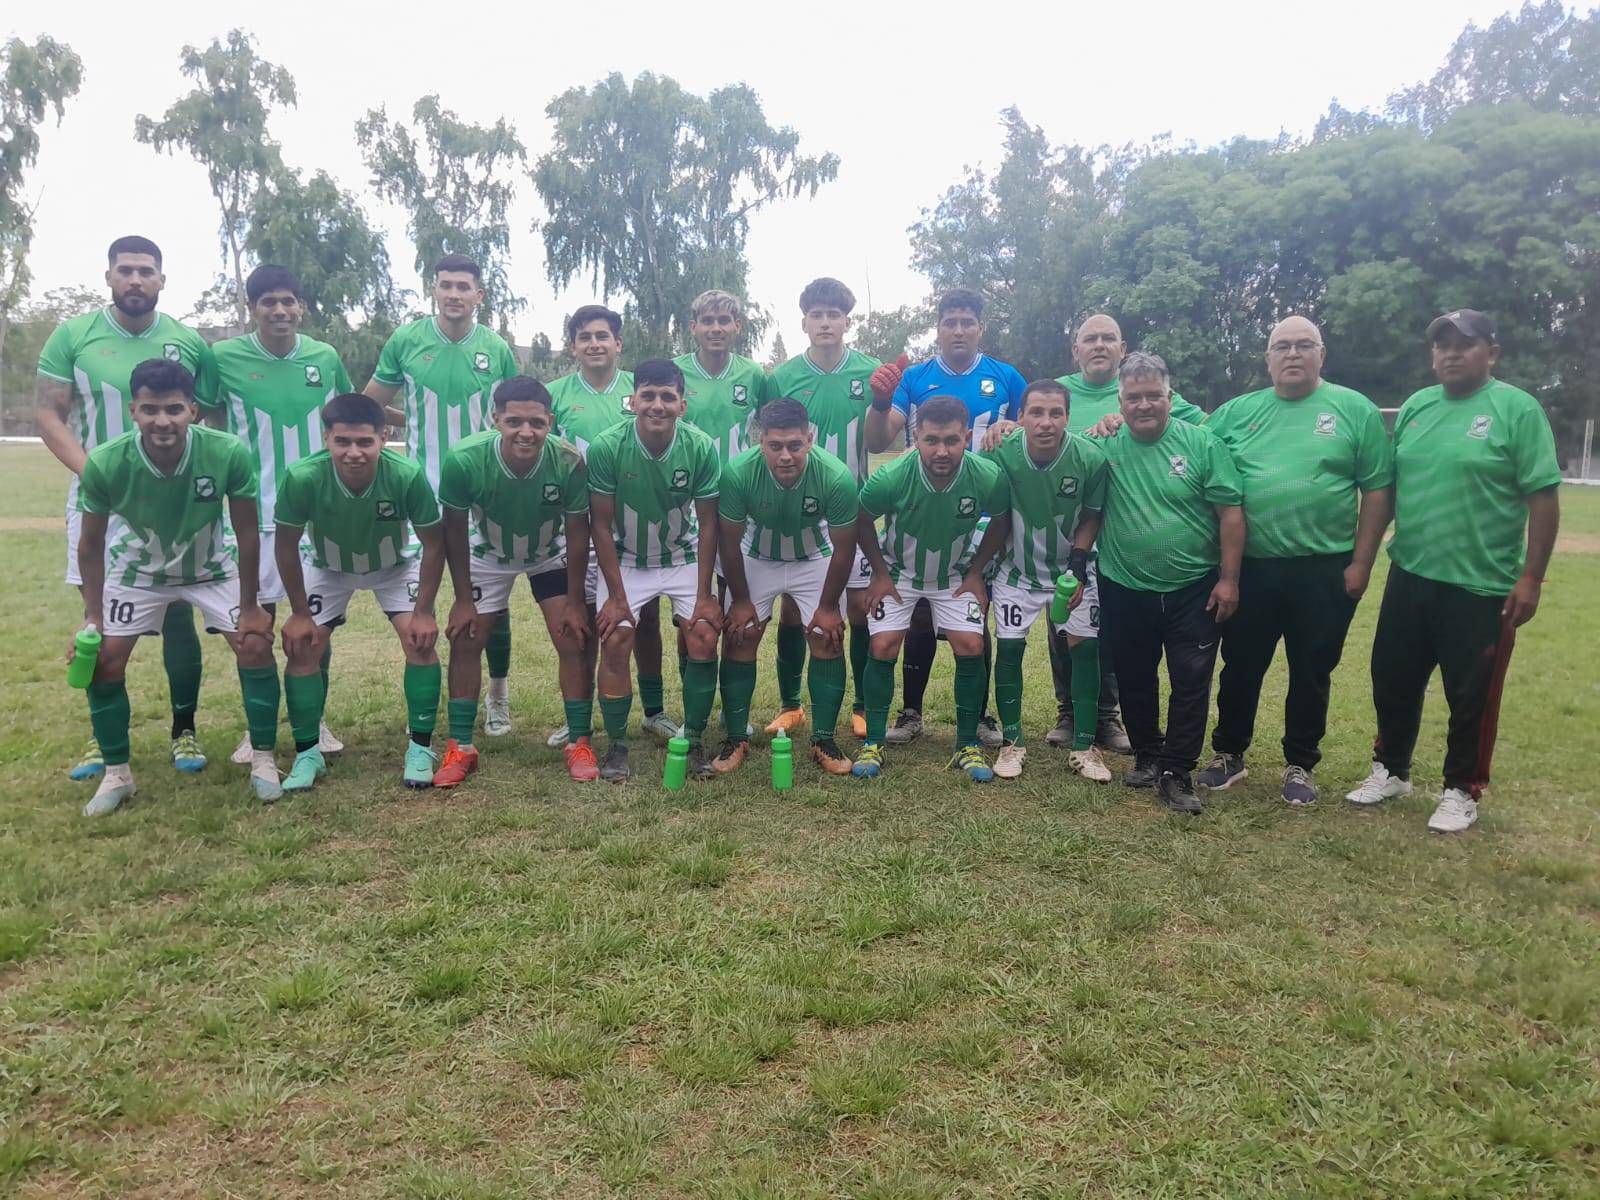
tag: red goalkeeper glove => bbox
[869,352,909,410]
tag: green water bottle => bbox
[663,736,690,790]
[1049,574,1082,624]
[67,625,101,689]
[771,732,793,791]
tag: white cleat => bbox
[484,696,513,738]
[1069,746,1113,783]
[1427,788,1478,833]
[993,743,1026,779]
[250,750,283,803]
[318,721,344,755]
[641,711,682,742]
[546,723,571,749]
[84,764,137,818]
[230,733,253,766]
[1345,762,1413,807]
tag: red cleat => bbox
[565,736,600,782]
[432,739,479,788]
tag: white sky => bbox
[13,0,1520,356]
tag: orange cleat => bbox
[851,710,868,739]
[564,736,600,782]
[432,739,479,788]
[764,706,807,736]
[810,738,853,775]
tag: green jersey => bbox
[1097,419,1244,592]
[437,430,588,573]
[719,445,859,562]
[372,318,519,489]
[586,420,721,568]
[195,332,353,529]
[275,449,441,574]
[859,451,1010,590]
[1205,382,1393,559]
[676,352,773,465]
[982,429,1109,590]
[1389,379,1561,596]
[37,307,214,510]
[79,425,256,587]
[548,368,634,454]
[767,349,881,483]
[1055,372,1205,437]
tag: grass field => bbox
[2,441,1597,1198]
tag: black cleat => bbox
[1157,770,1203,815]
[600,743,631,783]
[1123,756,1160,789]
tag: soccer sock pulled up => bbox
[162,602,203,734]
[87,679,131,766]
[599,694,632,744]
[1070,638,1102,751]
[720,658,757,740]
[953,652,986,747]
[863,655,898,744]
[403,662,441,746]
[565,698,594,741]
[682,657,718,742]
[447,698,478,747]
[994,637,1028,744]
[849,623,870,713]
[807,653,847,743]
[283,671,325,752]
[902,622,936,713]
[485,618,512,683]
[237,665,280,752]
[638,675,665,718]
[775,623,806,709]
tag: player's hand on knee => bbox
[865,572,901,611]
[596,597,635,642]
[954,570,988,610]
[690,595,724,636]
[408,610,440,654]
[807,606,845,653]
[554,599,590,649]
[282,611,319,658]
[446,597,480,642]
[725,599,759,645]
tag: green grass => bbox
[2,442,1597,1196]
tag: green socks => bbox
[284,672,325,752]
[238,665,280,752]
[1070,638,1102,751]
[776,623,806,709]
[849,624,870,713]
[319,642,332,695]
[953,653,985,747]
[486,617,512,680]
[403,662,441,739]
[682,657,718,741]
[863,655,897,744]
[565,698,594,741]
[161,602,203,723]
[994,637,1028,744]
[807,654,847,743]
[638,675,665,718]
[720,658,757,740]
[87,679,131,766]
[447,698,478,746]
[600,694,632,743]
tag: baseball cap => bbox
[1426,309,1497,342]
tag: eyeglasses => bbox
[1268,340,1322,354]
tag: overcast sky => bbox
[14,0,1520,357]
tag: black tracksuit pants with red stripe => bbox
[1370,565,1509,792]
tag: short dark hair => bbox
[566,304,622,342]
[321,392,387,431]
[108,235,162,268]
[1021,379,1069,408]
[757,397,810,432]
[914,395,969,431]
[246,263,302,304]
[633,358,684,394]
[799,277,856,314]
[129,358,193,399]
[494,375,553,411]
[433,253,482,281]
[937,288,983,321]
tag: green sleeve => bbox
[563,454,590,514]
[372,329,404,386]
[719,464,748,523]
[193,348,222,409]
[1081,449,1108,512]
[1200,435,1245,506]
[1171,390,1206,425]
[1511,400,1563,494]
[78,454,110,514]
[586,437,617,495]
[274,471,307,529]
[36,320,77,383]
[500,342,519,382]
[407,465,442,528]
[334,356,354,394]
[858,461,894,519]
[985,464,1012,513]
[1354,403,1395,491]
[436,449,471,512]
[759,368,779,405]
[825,466,859,526]
[224,438,258,499]
[693,438,721,499]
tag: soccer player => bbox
[1347,310,1560,833]
[37,236,216,780]
[273,393,446,790]
[765,278,883,741]
[197,264,353,766]
[436,377,596,785]
[1096,353,1245,815]
[676,290,775,466]
[715,398,860,775]
[963,380,1112,782]
[1197,317,1394,805]
[866,288,1024,749]
[73,359,278,817]
[363,255,519,736]
[545,304,676,746]
[587,360,723,782]
[855,395,1010,781]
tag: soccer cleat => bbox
[1345,762,1413,807]
[1123,756,1160,789]
[976,715,1005,749]
[993,742,1026,779]
[851,742,884,778]
[600,743,631,783]
[231,733,253,765]
[1069,746,1113,783]
[564,737,600,782]
[484,696,512,738]
[83,764,136,818]
[318,721,344,755]
[432,739,479,788]
[642,711,683,742]
[764,706,807,736]
[810,738,853,775]
[1427,788,1479,833]
[1281,764,1318,806]
[1196,752,1249,790]
[851,710,868,739]
[250,750,283,803]
[546,723,571,749]
[171,732,207,773]
[282,747,327,792]
[948,744,994,783]
[403,742,438,789]
[687,742,716,781]
[712,738,750,774]
[1095,715,1134,755]
[885,709,923,745]
[1044,710,1075,748]
[1157,770,1203,815]
[69,739,105,781]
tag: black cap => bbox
[1426,309,1497,343]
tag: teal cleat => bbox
[282,748,327,793]
[403,742,438,789]
[948,744,994,783]
[171,731,208,773]
[851,742,884,778]
[69,738,105,781]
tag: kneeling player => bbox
[273,394,446,790]
[436,376,596,785]
[715,398,860,774]
[73,359,280,816]
[855,395,1009,781]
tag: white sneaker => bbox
[1068,746,1113,783]
[318,721,344,754]
[1427,788,1478,833]
[230,733,252,765]
[1345,762,1413,807]
[994,743,1026,779]
[484,696,512,738]
[84,764,136,817]
[250,750,283,803]
[546,723,570,748]
[641,711,682,742]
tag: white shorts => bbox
[257,529,287,605]
[846,551,873,592]
[727,557,842,626]
[595,561,702,625]
[867,582,987,636]
[582,554,601,607]
[992,562,1100,641]
[469,558,545,615]
[306,559,420,627]
[102,575,241,636]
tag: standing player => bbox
[675,290,775,466]
[36,236,215,780]
[74,360,279,816]
[197,264,352,766]
[363,255,519,736]
[435,377,596,786]
[715,398,860,775]
[855,395,1010,781]
[273,394,446,790]
[587,361,723,782]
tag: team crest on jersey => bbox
[966,600,983,623]
[376,500,398,519]
[1169,455,1188,477]
[473,351,491,372]
[850,379,864,399]
[670,468,690,490]
[980,379,996,397]
[957,496,977,517]
[733,384,748,406]
[801,495,820,515]
[193,475,217,500]
[1469,415,1493,439]
[1314,413,1337,436]
[1057,476,1078,498]
[543,483,561,503]
[305,364,322,386]
[163,343,182,363]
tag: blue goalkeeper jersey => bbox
[891,353,1027,449]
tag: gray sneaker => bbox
[1281,764,1318,806]
[1045,709,1074,748]
[1196,752,1248,790]
[976,715,1005,749]
[885,709,923,745]
[1095,714,1133,755]
[600,743,631,783]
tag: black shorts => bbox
[527,567,568,603]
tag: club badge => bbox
[305,364,322,386]
[1314,413,1337,436]
[801,495,820,515]
[1469,415,1493,439]
[543,483,562,502]
[193,475,217,499]
[850,379,864,398]
[670,468,690,490]
[163,343,182,363]
[376,500,398,519]
[957,496,977,517]
[1057,476,1078,497]
[1169,455,1188,477]
[473,351,491,372]
[733,384,748,406]
[966,600,983,622]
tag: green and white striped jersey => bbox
[274,449,441,575]
[719,445,859,562]
[586,420,720,569]
[982,429,1108,590]
[437,430,588,572]
[859,451,1009,590]
[676,352,773,465]
[548,368,634,453]
[195,332,353,528]
[79,425,255,586]
[767,348,880,483]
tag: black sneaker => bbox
[687,742,716,781]
[1158,770,1203,815]
[1196,752,1248,790]
[1281,764,1318,806]
[1123,756,1160,789]
[1095,714,1134,755]
[600,743,630,783]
